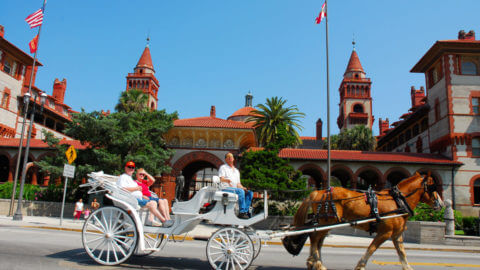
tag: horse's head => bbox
[420,172,444,210]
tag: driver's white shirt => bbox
[218,164,240,189]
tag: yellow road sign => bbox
[65,145,77,164]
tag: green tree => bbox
[246,96,305,147]
[115,89,149,113]
[324,125,376,151]
[36,109,177,187]
[240,138,307,201]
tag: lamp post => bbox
[13,92,47,221]
[8,93,31,216]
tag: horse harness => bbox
[311,177,437,233]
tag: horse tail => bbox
[282,191,318,256]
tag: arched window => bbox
[472,138,480,157]
[461,60,478,75]
[474,178,480,204]
[353,104,363,113]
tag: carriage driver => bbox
[218,153,253,219]
[117,161,174,227]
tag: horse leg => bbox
[354,232,391,270]
[307,231,328,270]
[392,234,413,270]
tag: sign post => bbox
[60,146,76,226]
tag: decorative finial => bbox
[352,34,356,50]
[146,35,150,47]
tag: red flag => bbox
[25,9,43,28]
[29,35,39,53]
[315,2,326,24]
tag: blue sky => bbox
[2,1,479,137]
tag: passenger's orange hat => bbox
[125,161,135,168]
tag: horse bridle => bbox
[420,175,442,209]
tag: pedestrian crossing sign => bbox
[65,145,77,164]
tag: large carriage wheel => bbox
[134,232,165,257]
[244,229,261,260]
[82,206,138,265]
[206,227,254,270]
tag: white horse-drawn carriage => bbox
[80,171,268,269]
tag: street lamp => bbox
[13,92,47,221]
[8,92,32,216]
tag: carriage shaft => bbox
[264,213,407,239]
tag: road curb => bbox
[17,224,480,254]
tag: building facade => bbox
[377,30,480,216]
[0,25,77,185]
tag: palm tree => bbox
[115,89,149,113]
[246,96,305,147]
[336,125,376,151]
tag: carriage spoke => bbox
[92,214,106,232]
[110,241,120,263]
[213,238,227,248]
[85,235,104,244]
[112,240,128,258]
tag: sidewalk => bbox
[1,215,479,253]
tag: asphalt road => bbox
[0,225,479,270]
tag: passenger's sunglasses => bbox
[127,166,135,169]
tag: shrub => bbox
[461,217,479,236]
[0,182,41,201]
[409,202,463,229]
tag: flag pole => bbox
[11,0,47,220]
[325,0,331,189]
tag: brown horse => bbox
[282,172,444,270]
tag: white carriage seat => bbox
[171,185,218,215]
[88,172,140,210]
[211,175,239,203]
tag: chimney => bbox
[379,118,389,136]
[245,91,253,107]
[410,86,426,108]
[53,78,67,104]
[210,105,216,118]
[316,118,323,141]
[458,30,476,40]
[0,25,4,38]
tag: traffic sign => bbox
[65,145,77,164]
[63,164,75,178]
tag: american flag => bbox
[25,9,43,28]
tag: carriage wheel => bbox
[206,227,254,270]
[245,230,261,260]
[82,206,138,265]
[134,232,165,257]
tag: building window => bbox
[474,178,480,205]
[416,137,423,153]
[421,118,428,131]
[461,56,478,75]
[473,97,480,114]
[435,100,440,122]
[1,92,10,108]
[473,138,480,157]
[413,124,419,136]
[353,104,364,113]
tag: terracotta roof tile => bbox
[248,147,461,165]
[345,50,364,74]
[136,46,154,70]
[174,117,254,129]
[0,138,87,149]
[229,107,256,118]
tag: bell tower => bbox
[126,37,160,110]
[337,42,373,131]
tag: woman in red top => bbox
[136,168,171,223]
